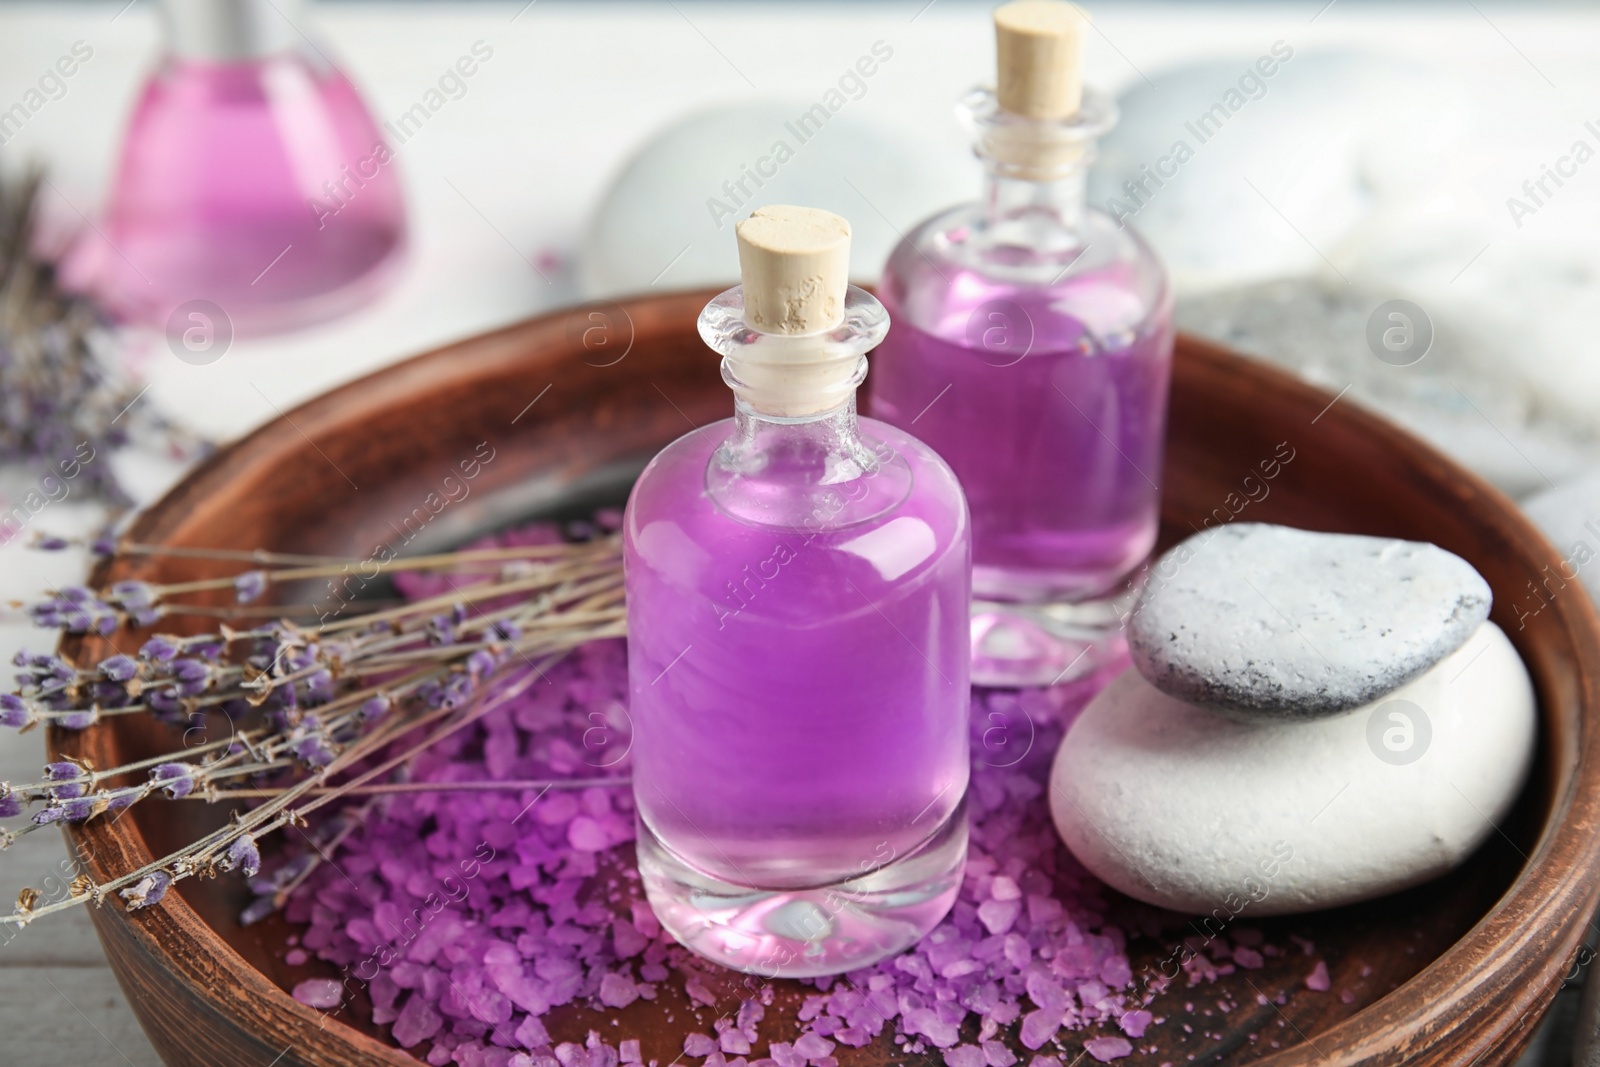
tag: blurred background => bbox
[0,0,1597,1062]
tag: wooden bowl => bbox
[50,289,1600,1066]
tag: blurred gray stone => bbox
[1177,277,1600,500]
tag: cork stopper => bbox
[734,206,851,335]
[995,0,1089,120]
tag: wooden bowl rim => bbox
[52,288,1600,1066]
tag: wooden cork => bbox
[735,205,851,335]
[995,0,1089,120]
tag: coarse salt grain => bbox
[1084,1036,1133,1062]
[292,978,344,1009]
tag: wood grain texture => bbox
[42,289,1600,1067]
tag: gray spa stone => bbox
[1128,523,1491,721]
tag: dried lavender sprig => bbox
[4,650,564,926]
[9,558,623,729]
[0,168,207,506]
[3,533,626,922]
[200,776,632,799]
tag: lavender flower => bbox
[239,894,278,926]
[119,871,171,910]
[56,709,98,730]
[44,762,87,799]
[33,534,70,551]
[32,806,65,825]
[222,834,261,877]
[99,654,138,683]
[91,536,117,556]
[170,658,210,697]
[150,763,196,799]
[139,635,179,662]
[234,570,268,604]
[465,649,497,679]
[301,669,334,705]
[358,695,390,721]
[109,581,156,611]
[0,790,22,818]
[0,693,31,727]
[59,796,96,822]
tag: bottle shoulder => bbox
[881,201,1172,351]
[624,417,969,590]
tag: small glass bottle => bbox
[626,206,971,978]
[74,0,406,334]
[868,0,1173,688]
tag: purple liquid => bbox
[75,52,405,334]
[625,410,970,974]
[872,252,1173,603]
[626,416,969,885]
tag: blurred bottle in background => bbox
[869,0,1173,688]
[69,0,406,336]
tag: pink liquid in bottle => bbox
[627,283,971,978]
[72,0,405,336]
[869,84,1173,688]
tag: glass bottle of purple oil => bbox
[625,206,972,977]
[868,0,1174,687]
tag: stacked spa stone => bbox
[1049,523,1536,916]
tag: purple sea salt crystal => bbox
[945,1047,985,1067]
[982,1040,1017,1067]
[293,978,344,1009]
[1116,1010,1151,1039]
[683,1033,717,1058]
[234,570,268,604]
[120,870,172,909]
[393,993,445,1047]
[598,973,639,1009]
[99,654,138,683]
[792,1033,834,1061]
[0,694,31,727]
[1083,1037,1133,1063]
[1018,1009,1064,1050]
[150,762,196,799]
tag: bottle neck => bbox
[708,396,911,531]
[979,158,1090,254]
[719,396,879,481]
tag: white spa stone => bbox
[1128,523,1491,721]
[1050,621,1535,916]
[580,103,969,298]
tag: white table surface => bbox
[1,1,1597,1063]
